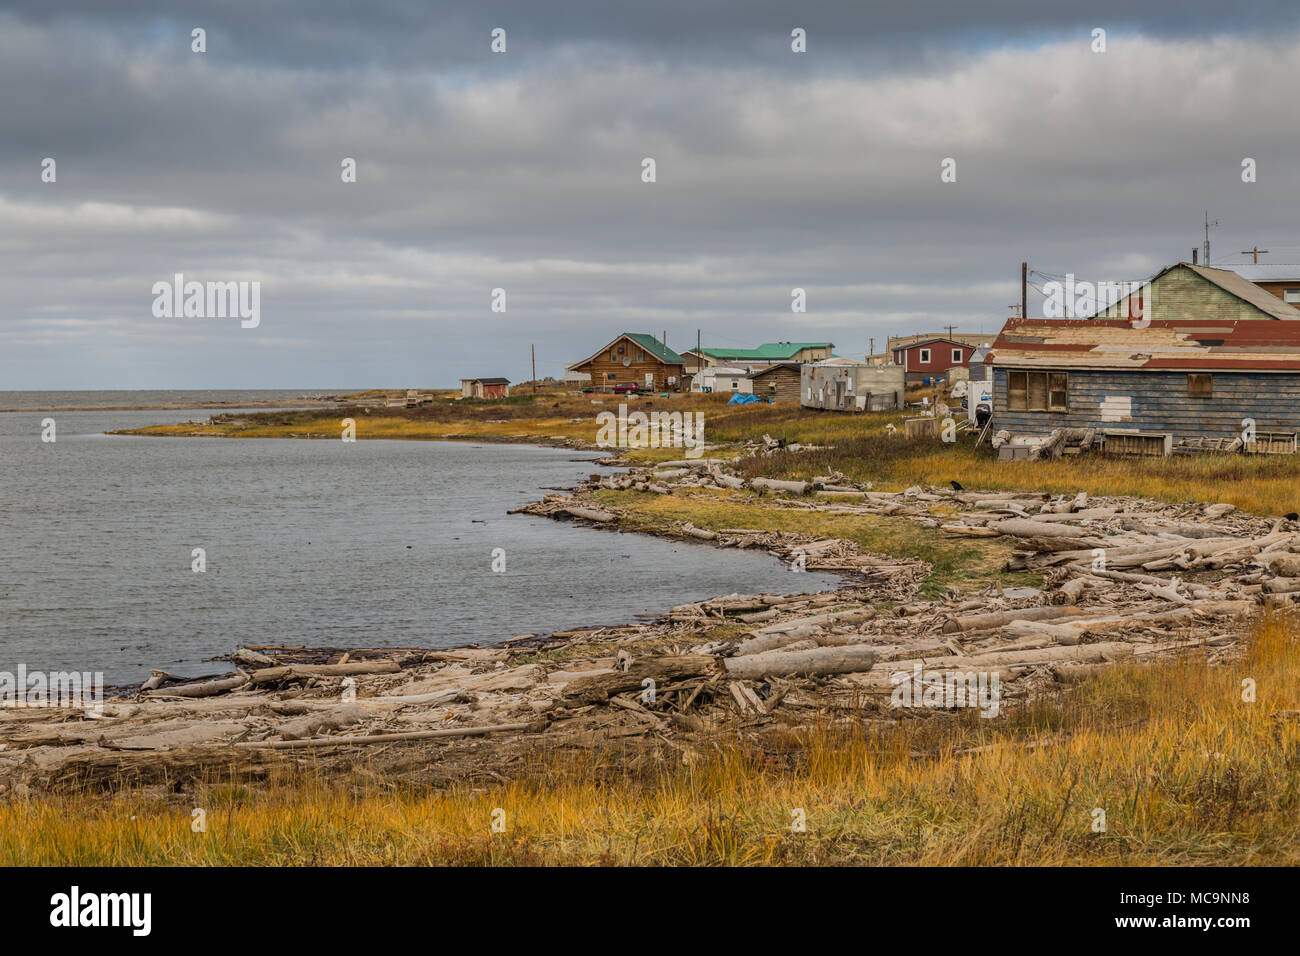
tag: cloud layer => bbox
[3,3,1300,387]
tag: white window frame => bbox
[952,348,963,363]
[1285,288,1300,304]
[919,348,931,363]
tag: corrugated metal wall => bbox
[992,367,1300,439]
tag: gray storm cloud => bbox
[2,2,1299,387]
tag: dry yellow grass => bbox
[6,613,1297,866]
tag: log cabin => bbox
[567,333,686,392]
[748,362,803,403]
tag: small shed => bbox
[460,377,511,399]
[748,362,803,403]
[801,360,905,412]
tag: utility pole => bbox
[944,324,957,340]
[1240,246,1269,265]
[869,336,875,363]
[531,344,536,393]
[1021,261,1028,322]
[1203,212,1218,265]
[1008,304,1021,318]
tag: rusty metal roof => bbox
[989,318,1300,372]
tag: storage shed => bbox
[460,377,511,399]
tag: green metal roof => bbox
[623,332,685,364]
[694,342,834,360]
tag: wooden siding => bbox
[993,367,1300,440]
[571,335,685,391]
[1256,280,1300,305]
[1101,264,1281,322]
[893,341,973,381]
[751,366,801,402]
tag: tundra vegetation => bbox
[3,613,1296,865]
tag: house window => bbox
[1188,373,1213,397]
[609,350,617,361]
[1007,371,1068,411]
[1285,289,1300,304]
[919,348,931,363]
[637,351,645,361]
[952,348,963,363]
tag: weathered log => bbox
[277,706,368,740]
[680,522,718,540]
[248,661,401,685]
[238,721,541,750]
[233,648,277,667]
[749,478,809,495]
[141,675,249,699]
[743,607,874,640]
[1012,534,1110,553]
[733,626,821,656]
[992,518,1109,540]
[861,640,1138,676]
[1260,554,1300,577]
[561,506,618,522]
[138,670,192,692]
[722,645,879,679]
[1054,578,1087,605]
[941,605,1092,634]
[561,655,718,704]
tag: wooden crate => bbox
[1174,436,1241,455]
[1245,431,1297,455]
[905,417,938,438]
[1100,430,1172,457]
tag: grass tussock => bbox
[6,613,1297,866]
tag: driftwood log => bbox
[562,655,719,704]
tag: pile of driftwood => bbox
[2,460,1286,790]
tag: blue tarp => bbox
[727,393,766,405]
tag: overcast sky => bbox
[4,1,1300,389]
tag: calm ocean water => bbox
[0,392,838,684]
[0,388,345,409]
